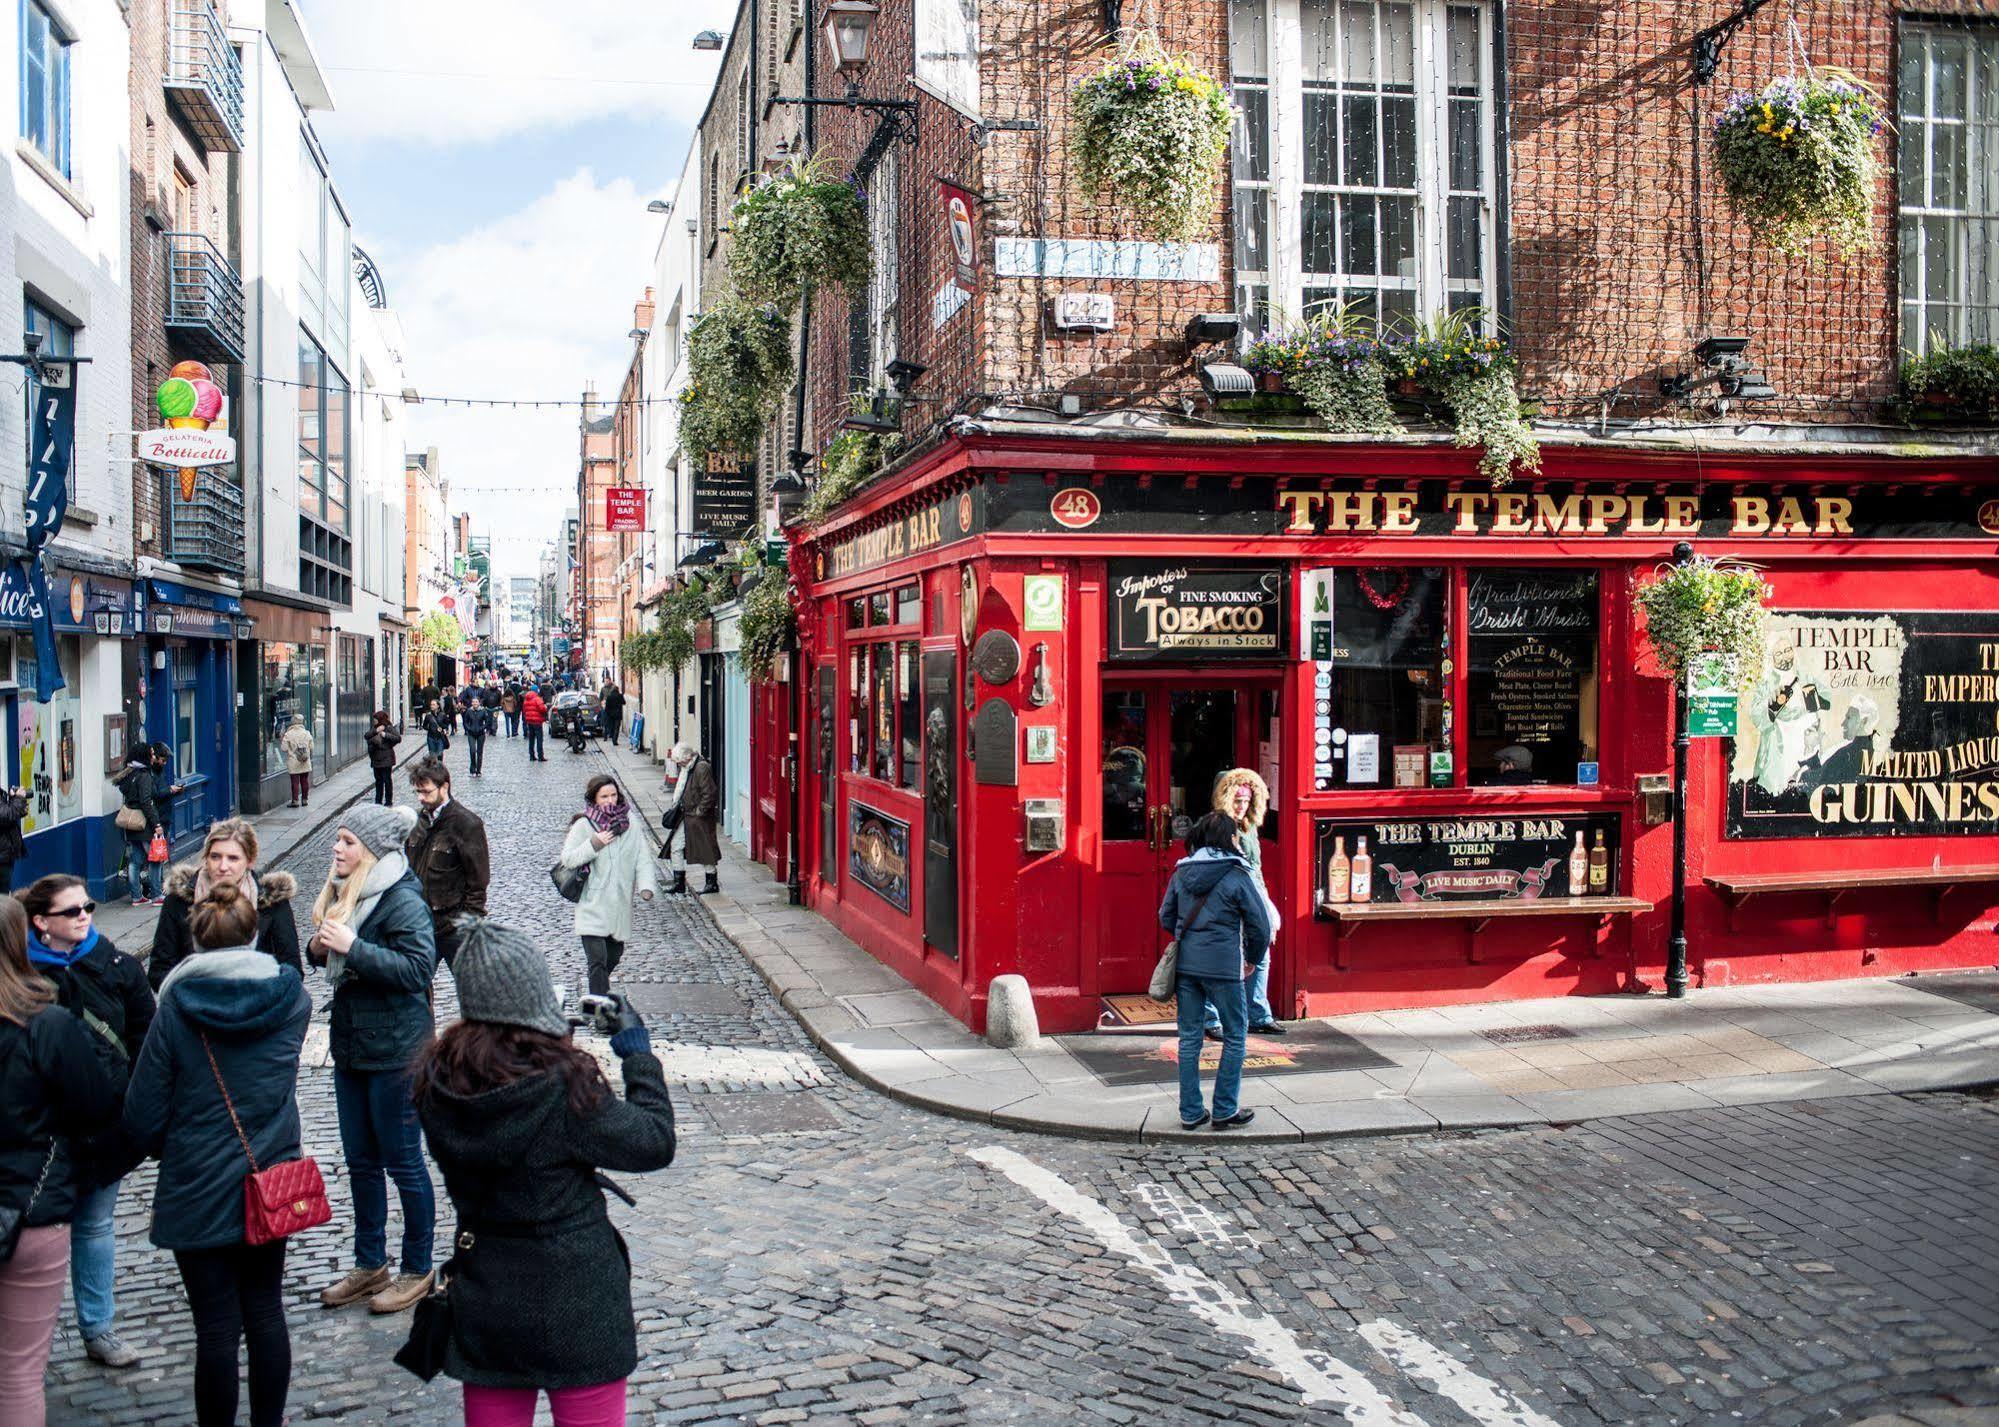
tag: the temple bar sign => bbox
[824,489,979,579]
[1276,488,1862,539]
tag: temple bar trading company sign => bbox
[1314,813,1622,912]
[1728,611,1999,838]
[1107,563,1285,662]
[849,802,912,911]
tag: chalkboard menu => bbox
[1313,813,1621,912]
[1467,570,1598,784]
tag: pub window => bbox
[1322,567,1445,788]
[848,648,867,774]
[1102,689,1149,840]
[1229,0,1497,332]
[870,591,892,626]
[1466,569,1599,786]
[895,583,921,626]
[898,641,921,786]
[847,596,867,628]
[844,586,920,790]
[870,644,895,780]
[1898,22,1999,349]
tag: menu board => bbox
[1468,570,1598,782]
[1313,813,1621,911]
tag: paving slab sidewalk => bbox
[598,740,1999,1145]
[94,742,422,959]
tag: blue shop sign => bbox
[142,578,242,639]
[0,566,136,637]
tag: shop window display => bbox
[1466,568,1599,786]
[1320,566,1445,788]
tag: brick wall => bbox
[792,0,1999,460]
[128,0,237,559]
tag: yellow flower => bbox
[1757,121,1773,134]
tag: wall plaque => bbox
[971,630,1021,685]
[973,698,1018,786]
[849,802,912,912]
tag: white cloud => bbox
[388,169,659,579]
[296,0,732,146]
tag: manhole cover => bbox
[622,983,747,1016]
[1483,1024,1577,1045]
[697,1093,841,1136]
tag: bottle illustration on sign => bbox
[1589,829,1609,893]
[1568,832,1588,894]
[1324,836,1349,905]
[1349,836,1372,903]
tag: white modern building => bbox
[2,0,138,888]
[343,252,411,740]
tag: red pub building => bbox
[750,0,1999,1033]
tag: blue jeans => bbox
[123,832,160,900]
[70,1179,120,1338]
[1177,973,1247,1125]
[332,1066,435,1275]
[1206,956,1272,1030]
[525,726,545,759]
[466,733,486,774]
[426,735,447,757]
[504,711,520,736]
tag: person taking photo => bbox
[411,919,675,1427]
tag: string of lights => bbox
[243,373,686,410]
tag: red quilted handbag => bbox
[200,1034,331,1245]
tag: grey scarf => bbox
[324,850,409,986]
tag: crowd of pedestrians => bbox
[0,712,683,1427]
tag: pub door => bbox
[1096,678,1282,997]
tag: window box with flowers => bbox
[1893,341,1999,424]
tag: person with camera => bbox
[119,882,311,1427]
[557,776,656,998]
[0,783,28,893]
[19,875,154,1369]
[410,919,675,1427]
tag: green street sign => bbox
[1687,654,1738,738]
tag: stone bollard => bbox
[985,975,1041,1051]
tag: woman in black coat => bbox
[411,919,674,1423]
[0,894,122,1426]
[147,819,302,993]
[0,784,28,892]
[122,881,310,1427]
[365,711,401,806]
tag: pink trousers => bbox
[0,1224,70,1427]
[462,1380,627,1427]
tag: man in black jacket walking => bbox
[598,680,625,746]
[404,756,490,971]
[460,697,494,777]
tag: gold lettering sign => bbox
[1277,488,1860,538]
[825,494,972,579]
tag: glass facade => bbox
[260,641,328,780]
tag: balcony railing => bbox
[164,468,246,578]
[164,0,244,153]
[163,231,245,365]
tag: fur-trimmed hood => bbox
[164,862,296,910]
[1211,768,1269,827]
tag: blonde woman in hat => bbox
[305,803,440,1317]
[1203,769,1286,1037]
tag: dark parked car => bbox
[549,690,603,739]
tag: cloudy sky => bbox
[294,0,731,581]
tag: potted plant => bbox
[1713,72,1885,256]
[1386,312,1539,487]
[676,293,794,458]
[800,425,903,525]
[1073,35,1234,241]
[1894,341,1999,423]
[1284,311,1403,437]
[728,158,871,310]
[1634,555,1772,685]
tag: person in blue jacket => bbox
[304,803,440,1317]
[120,881,310,1427]
[1158,811,1274,1132]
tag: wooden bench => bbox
[1704,865,1999,929]
[1316,896,1653,968]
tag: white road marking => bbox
[1128,1180,1259,1251]
[969,1146,1569,1427]
[1358,1320,1566,1427]
[968,1146,1428,1425]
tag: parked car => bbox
[549,690,603,738]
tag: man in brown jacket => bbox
[403,755,491,969]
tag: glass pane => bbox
[1169,691,1236,825]
[896,584,920,625]
[1229,0,1268,78]
[1467,570,1600,786]
[1326,567,1446,786]
[1936,35,1968,121]
[1301,0,1337,83]
[1383,3,1415,87]
[1927,215,1958,300]
[1899,120,1926,207]
[898,641,920,787]
[870,591,891,625]
[1235,87,1270,182]
[1342,197,1378,275]
[1383,96,1418,189]
[1447,196,1482,281]
[847,596,866,628]
[849,649,866,772]
[1234,187,1269,270]
[1900,35,1926,120]
[1342,96,1379,186]
[1451,99,1482,190]
[871,644,894,780]
[1935,124,1965,209]
[1448,5,1481,93]
[1303,94,1339,184]
[1303,286,1343,320]
[1302,193,1338,274]
[1382,197,1417,278]
[1340,1,1376,84]
[1102,691,1149,842]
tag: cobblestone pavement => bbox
[43,734,1999,1426]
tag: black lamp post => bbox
[1666,540,1695,999]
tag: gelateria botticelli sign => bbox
[1727,611,1999,838]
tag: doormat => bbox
[1483,1024,1578,1046]
[1899,970,1999,1016]
[1097,995,1178,1033]
[1057,1023,1395,1087]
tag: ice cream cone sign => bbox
[144,361,234,497]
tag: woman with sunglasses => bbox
[17,875,154,1369]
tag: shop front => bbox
[140,578,241,846]
[237,596,330,814]
[792,433,1999,1034]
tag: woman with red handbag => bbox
[119,882,311,1427]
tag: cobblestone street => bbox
[42,736,1999,1426]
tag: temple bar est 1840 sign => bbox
[1314,814,1622,912]
[1107,563,1286,662]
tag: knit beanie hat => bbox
[450,918,568,1037]
[340,803,417,859]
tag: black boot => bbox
[669,870,688,895]
[701,872,720,895]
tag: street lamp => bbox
[821,0,878,81]
[646,199,672,214]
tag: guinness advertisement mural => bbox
[1727,611,1999,838]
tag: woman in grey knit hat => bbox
[307,802,441,1318]
[409,919,675,1423]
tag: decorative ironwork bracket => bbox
[772,92,918,147]
[1692,0,1775,84]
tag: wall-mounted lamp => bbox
[885,357,927,394]
[1659,335,1777,412]
[773,0,919,148]
[1197,362,1254,397]
[692,30,726,51]
[646,199,673,214]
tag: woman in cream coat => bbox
[558,775,657,996]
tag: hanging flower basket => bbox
[1073,37,1234,241]
[1713,72,1885,257]
[1383,315,1539,488]
[677,294,794,459]
[1634,556,1772,683]
[728,159,872,309]
[738,560,797,681]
